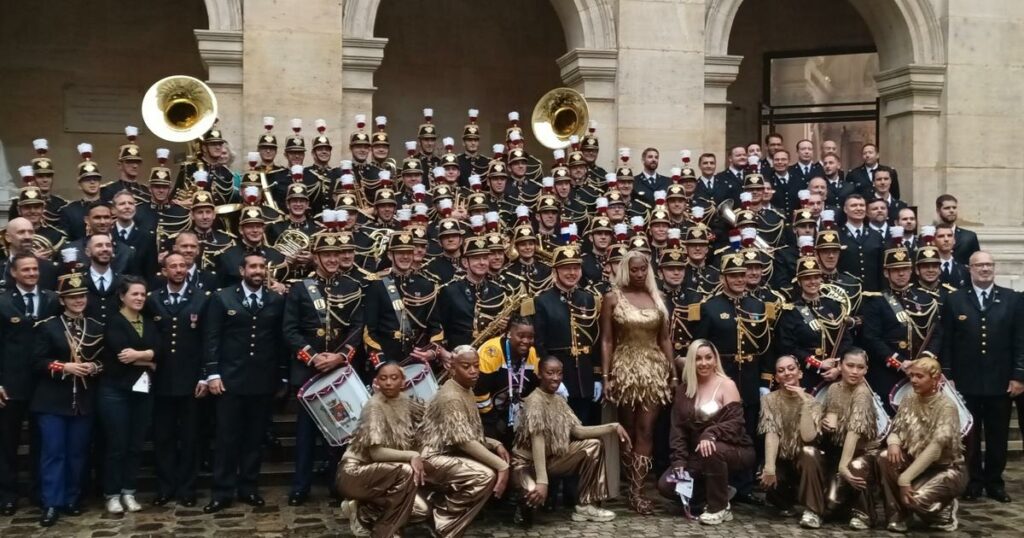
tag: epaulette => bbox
[100,180,114,188]
[34,315,56,327]
[765,301,776,321]
[942,283,957,292]
[862,291,882,297]
[687,302,701,321]
[781,302,795,311]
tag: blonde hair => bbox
[909,356,941,378]
[682,339,727,399]
[612,250,668,319]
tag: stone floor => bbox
[4,461,1022,537]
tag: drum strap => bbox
[796,304,821,332]
[302,278,330,329]
[882,291,910,325]
[381,275,412,337]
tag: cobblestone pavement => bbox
[4,460,1022,537]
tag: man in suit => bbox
[1,218,59,291]
[940,251,1024,503]
[935,194,980,265]
[768,149,799,216]
[896,207,920,253]
[934,223,970,289]
[203,252,286,513]
[82,233,121,325]
[847,143,901,200]
[695,152,737,206]
[633,147,670,206]
[111,191,156,277]
[146,253,210,507]
[821,154,856,208]
[837,194,885,291]
[713,146,747,198]
[66,203,136,275]
[0,254,60,514]
[789,139,824,183]
[869,169,908,224]
[867,198,891,239]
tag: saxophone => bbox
[471,288,528,348]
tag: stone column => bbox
[242,0,345,159]
[195,29,243,155]
[557,48,618,160]
[340,37,387,149]
[703,54,742,164]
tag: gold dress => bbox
[608,289,671,409]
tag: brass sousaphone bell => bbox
[141,75,219,143]
[531,87,589,149]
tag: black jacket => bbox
[0,255,60,292]
[100,312,161,392]
[0,288,61,400]
[861,289,942,399]
[940,286,1024,396]
[847,164,901,200]
[532,286,599,399]
[633,173,671,206]
[952,226,981,266]
[837,226,884,292]
[282,274,364,386]
[204,286,286,395]
[145,286,210,396]
[31,315,105,416]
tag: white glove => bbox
[556,383,569,399]
[759,386,771,397]
[593,381,603,402]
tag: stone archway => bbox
[704,0,946,205]
[195,0,244,153]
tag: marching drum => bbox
[402,362,439,401]
[297,366,370,447]
[888,377,973,438]
[812,382,891,441]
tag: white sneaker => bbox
[849,515,870,530]
[105,496,124,514]
[699,504,733,525]
[342,500,370,536]
[121,494,142,512]
[799,510,821,529]
[571,504,616,522]
[934,499,959,532]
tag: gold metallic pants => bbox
[765,445,827,516]
[825,449,877,525]
[511,438,608,505]
[336,459,420,538]
[422,454,496,538]
[876,449,967,527]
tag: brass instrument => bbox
[820,283,852,319]
[31,234,56,259]
[141,76,218,143]
[716,199,772,251]
[531,87,590,149]
[471,288,528,348]
[274,228,312,259]
[258,172,280,211]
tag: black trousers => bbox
[212,393,273,501]
[963,394,1012,490]
[153,395,200,499]
[0,399,29,503]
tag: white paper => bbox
[132,371,151,393]
[674,471,694,505]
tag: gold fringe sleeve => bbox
[421,386,484,450]
[514,390,580,457]
[349,394,421,455]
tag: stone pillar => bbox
[703,54,743,164]
[340,37,387,149]
[874,64,945,209]
[242,0,345,159]
[195,29,243,155]
[557,48,618,160]
[615,0,706,172]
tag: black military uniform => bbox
[0,255,60,292]
[188,191,237,269]
[204,282,286,508]
[435,236,512,350]
[837,224,884,292]
[266,217,322,247]
[83,270,121,326]
[134,166,191,237]
[174,128,236,206]
[66,236,136,277]
[216,243,286,289]
[145,284,210,503]
[56,198,96,243]
[112,221,157,277]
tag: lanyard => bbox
[505,338,527,426]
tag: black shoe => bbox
[0,501,15,516]
[287,492,308,506]
[733,493,765,506]
[39,507,59,527]
[240,494,265,507]
[513,504,534,528]
[180,497,197,508]
[962,485,983,501]
[61,504,83,516]
[203,499,231,514]
[152,495,173,507]
[987,488,1012,503]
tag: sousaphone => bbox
[141,75,218,143]
[531,87,589,149]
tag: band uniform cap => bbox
[734,209,757,227]
[437,218,463,238]
[486,232,506,251]
[507,149,528,165]
[201,128,225,144]
[740,247,768,267]
[628,235,652,254]
[606,191,625,206]
[883,246,913,269]
[683,224,710,244]
[552,167,571,182]
[371,131,390,146]
[349,131,370,146]
[512,224,538,245]
[581,134,599,150]
[587,216,613,235]
[286,183,309,201]
[401,157,423,174]
[17,186,45,207]
[336,193,359,210]
[285,135,307,152]
[442,152,459,167]
[666,184,687,200]
[239,206,266,226]
[505,125,524,141]
[487,160,508,178]
[431,185,454,201]
[32,157,54,175]
[58,272,88,297]
[567,150,587,167]
[77,160,102,181]
[337,231,356,250]
[649,209,670,225]
[388,230,416,251]
[742,173,765,189]
[607,243,628,263]
[796,255,823,278]
[374,188,398,206]
[659,247,686,268]
[552,245,583,267]
[149,166,172,186]
[259,133,280,149]
[467,193,489,212]
[616,166,634,180]
[793,209,817,227]
[680,168,698,182]
[720,253,747,275]
[310,231,344,253]
[189,190,214,210]
[915,245,941,264]
[463,235,490,257]
[417,123,437,139]
[118,144,143,162]
[312,134,332,150]
[814,230,842,250]
[240,171,262,188]
[462,123,480,140]
[536,194,560,213]
[411,227,428,245]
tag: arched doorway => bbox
[372,0,566,157]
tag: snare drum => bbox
[297,366,370,447]
[888,377,973,438]
[402,362,439,402]
[812,381,891,441]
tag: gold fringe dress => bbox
[821,381,879,524]
[608,289,672,409]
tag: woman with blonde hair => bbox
[599,249,673,514]
[875,357,966,533]
[656,339,754,525]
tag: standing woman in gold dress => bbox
[600,249,674,515]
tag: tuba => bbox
[531,88,589,149]
[141,76,218,143]
[716,199,772,251]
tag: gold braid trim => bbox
[349,393,422,454]
[825,382,876,444]
[759,392,822,460]
[890,391,961,459]
[514,390,581,457]
[421,380,485,450]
